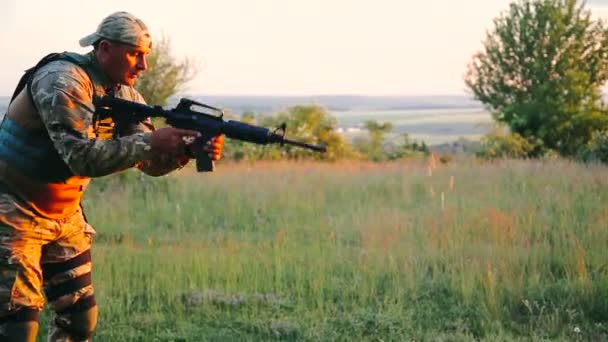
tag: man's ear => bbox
[96,40,113,61]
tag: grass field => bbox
[37,158,608,341]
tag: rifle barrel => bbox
[282,138,327,152]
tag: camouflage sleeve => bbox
[120,88,190,176]
[30,61,155,177]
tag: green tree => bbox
[354,120,394,161]
[259,105,353,161]
[465,0,608,156]
[136,34,199,106]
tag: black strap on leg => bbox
[42,249,91,281]
[56,295,97,316]
[0,307,40,324]
[44,272,92,302]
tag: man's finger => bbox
[207,135,224,144]
[174,129,202,138]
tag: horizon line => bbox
[0,93,475,98]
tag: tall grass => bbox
[39,159,608,341]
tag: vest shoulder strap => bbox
[10,52,93,104]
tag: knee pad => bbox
[0,321,39,342]
[52,297,98,341]
[0,307,40,342]
[43,249,97,341]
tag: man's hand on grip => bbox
[150,127,201,157]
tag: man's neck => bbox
[88,51,117,91]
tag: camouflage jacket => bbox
[29,51,182,177]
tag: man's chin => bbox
[123,77,137,86]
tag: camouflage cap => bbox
[79,11,152,48]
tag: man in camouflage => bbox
[0,11,223,341]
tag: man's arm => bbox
[117,89,191,176]
[128,117,191,176]
[31,61,156,177]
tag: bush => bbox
[384,134,430,160]
[476,128,536,159]
[223,106,354,162]
[577,130,608,163]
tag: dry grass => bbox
[55,157,608,341]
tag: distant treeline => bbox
[169,95,483,115]
[0,94,483,115]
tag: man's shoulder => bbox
[29,53,95,98]
[32,53,91,83]
[29,53,95,107]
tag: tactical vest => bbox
[0,52,109,219]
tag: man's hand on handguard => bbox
[204,134,225,161]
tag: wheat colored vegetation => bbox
[36,158,608,341]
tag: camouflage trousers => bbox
[0,190,97,341]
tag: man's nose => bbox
[136,55,147,71]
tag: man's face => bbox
[99,40,150,86]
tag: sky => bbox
[1,0,608,96]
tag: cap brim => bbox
[79,33,101,47]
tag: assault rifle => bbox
[93,96,327,172]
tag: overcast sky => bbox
[1,0,607,96]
